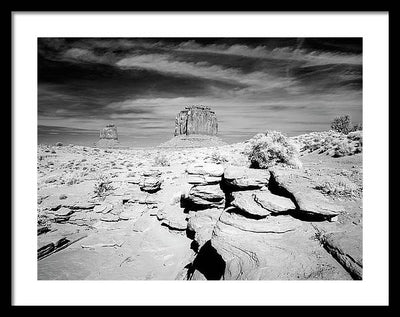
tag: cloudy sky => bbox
[38,38,362,147]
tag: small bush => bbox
[347,130,362,142]
[154,154,170,166]
[351,123,362,132]
[63,171,82,185]
[315,177,360,198]
[248,130,302,169]
[94,174,114,197]
[38,213,49,226]
[210,151,228,164]
[331,115,352,134]
[333,141,356,157]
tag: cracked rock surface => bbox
[37,137,362,280]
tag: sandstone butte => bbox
[95,124,119,147]
[99,124,118,140]
[174,105,218,137]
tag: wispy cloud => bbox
[38,38,363,146]
[115,53,293,92]
[174,41,362,66]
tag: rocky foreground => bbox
[37,134,362,280]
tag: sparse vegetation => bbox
[210,151,228,164]
[347,130,363,143]
[248,130,302,169]
[333,140,359,158]
[63,171,82,185]
[310,224,327,245]
[351,123,362,132]
[38,211,52,231]
[331,115,352,134]
[154,153,170,166]
[291,130,362,157]
[314,177,360,199]
[94,174,114,197]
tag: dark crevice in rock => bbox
[140,188,161,194]
[160,223,186,232]
[225,206,267,220]
[288,209,328,222]
[221,181,233,209]
[186,241,225,280]
[181,197,224,211]
[267,171,299,208]
[190,240,199,253]
[186,227,196,240]
[319,237,362,280]
[220,175,261,192]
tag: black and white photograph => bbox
[12,12,389,306]
[36,37,363,280]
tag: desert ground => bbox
[37,131,362,280]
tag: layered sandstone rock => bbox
[139,170,163,193]
[174,105,218,136]
[95,124,119,147]
[100,124,118,140]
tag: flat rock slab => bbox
[94,203,113,214]
[322,230,362,279]
[269,167,344,217]
[223,166,270,190]
[40,194,96,211]
[186,163,224,177]
[253,190,296,214]
[187,208,223,249]
[119,205,147,221]
[50,207,74,217]
[132,214,155,233]
[139,177,163,193]
[156,204,188,231]
[218,209,301,234]
[38,226,191,280]
[231,191,271,217]
[211,220,352,280]
[100,213,120,222]
[187,174,221,185]
[186,184,225,209]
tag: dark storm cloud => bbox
[38,38,362,141]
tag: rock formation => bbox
[158,106,224,148]
[95,124,119,147]
[100,124,118,140]
[183,163,353,280]
[139,170,163,193]
[174,105,218,136]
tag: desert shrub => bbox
[242,133,267,155]
[62,171,82,185]
[154,153,170,166]
[94,174,114,197]
[210,151,228,164]
[333,141,355,157]
[248,130,302,169]
[314,177,360,198]
[331,115,352,134]
[351,123,362,131]
[37,211,52,230]
[347,130,362,142]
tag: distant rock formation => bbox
[95,124,119,147]
[100,124,118,140]
[174,105,218,136]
